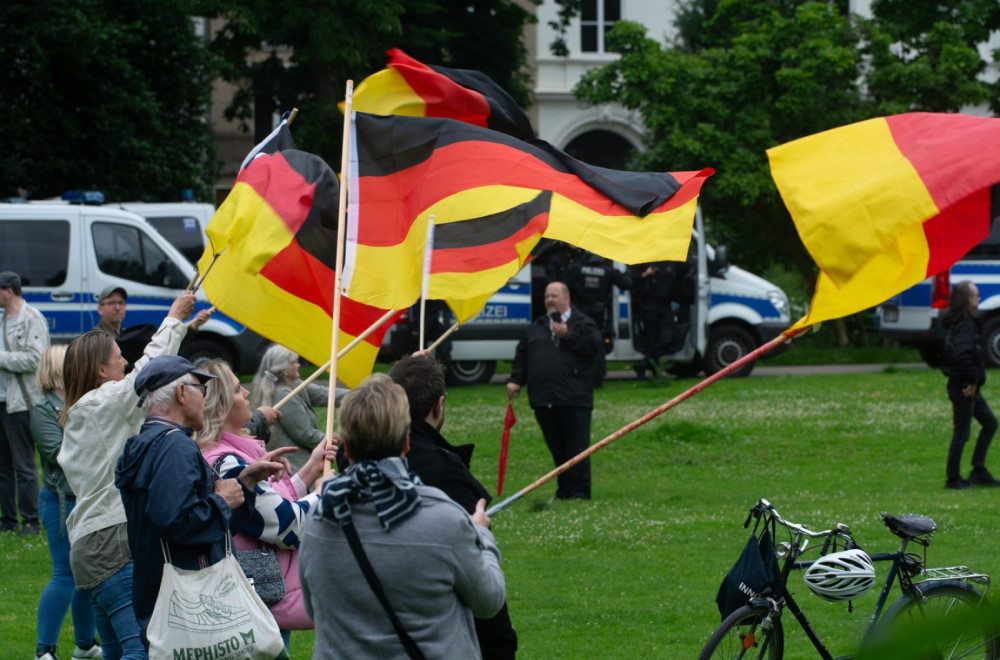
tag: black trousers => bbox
[534,406,592,499]
[946,379,998,480]
[0,403,39,529]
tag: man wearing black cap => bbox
[0,270,48,535]
[114,355,291,646]
[92,286,128,337]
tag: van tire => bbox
[983,317,1000,369]
[180,338,235,369]
[446,360,496,386]
[703,325,756,378]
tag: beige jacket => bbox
[59,317,187,545]
[0,302,49,413]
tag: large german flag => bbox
[342,112,713,316]
[349,48,535,140]
[769,113,1000,333]
[198,149,396,387]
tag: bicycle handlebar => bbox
[753,498,853,542]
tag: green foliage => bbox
[0,0,218,201]
[207,0,537,165]
[9,369,1000,657]
[572,0,1000,280]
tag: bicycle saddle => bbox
[881,513,937,539]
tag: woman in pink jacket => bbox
[195,358,335,651]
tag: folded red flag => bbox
[497,403,516,497]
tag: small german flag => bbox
[769,112,1000,333]
[199,148,397,387]
[342,112,713,316]
[349,48,535,141]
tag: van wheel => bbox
[983,317,1000,369]
[180,339,235,369]
[445,360,496,386]
[703,325,756,378]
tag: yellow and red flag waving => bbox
[198,148,397,387]
[350,48,535,141]
[769,112,1000,333]
[342,112,713,317]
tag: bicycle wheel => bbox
[871,581,998,659]
[699,604,784,660]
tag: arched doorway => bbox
[563,129,636,169]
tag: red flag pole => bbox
[324,80,354,473]
[486,326,809,516]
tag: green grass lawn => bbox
[8,366,999,658]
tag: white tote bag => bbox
[147,540,288,660]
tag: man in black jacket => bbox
[506,281,603,499]
[388,354,518,660]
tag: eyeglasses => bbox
[182,382,207,396]
[101,300,126,307]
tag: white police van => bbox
[382,210,791,384]
[878,220,1000,368]
[0,202,268,371]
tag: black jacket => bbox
[406,419,491,513]
[942,315,987,386]
[509,307,603,409]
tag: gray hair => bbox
[249,344,297,409]
[141,374,188,417]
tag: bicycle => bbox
[699,498,998,659]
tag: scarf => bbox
[319,457,422,531]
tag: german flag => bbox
[342,112,713,316]
[198,148,396,387]
[349,48,535,140]
[769,113,1000,333]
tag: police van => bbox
[0,202,268,371]
[382,210,791,384]
[878,220,1000,368]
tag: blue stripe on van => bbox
[709,294,781,319]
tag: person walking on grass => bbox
[941,280,1000,490]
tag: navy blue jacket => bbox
[114,417,256,636]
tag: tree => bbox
[0,0,218,201]
[207,0,537,166]
[573,0,1000,292]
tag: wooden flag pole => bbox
[418,216,436,352]
[324,80,354,473]
[272,308,397,412]
[424,320,461,354]
[486,327,809,517]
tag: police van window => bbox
[92,223,188,289]
[0,219,70,287]
[145,215,204,265]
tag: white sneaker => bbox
[72,645,102,659]
[37,653,58,660]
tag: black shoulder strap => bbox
[342,521,427,660]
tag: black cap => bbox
[134,355,216,404]
[97,286,128,303]
[0,271,20,288]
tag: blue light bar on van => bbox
[61,190,106,205]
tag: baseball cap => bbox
[134,355,216,404]
[0,271,21,289]
[97,286,128,303]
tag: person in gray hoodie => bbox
[299,373,506,659]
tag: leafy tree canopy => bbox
[0,0,217,202]
[207,0,538,166]
[573,0,1000,279]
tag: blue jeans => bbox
[37,489,97,655]
[87,561,147,660]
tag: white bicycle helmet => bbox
[803,548,876,602]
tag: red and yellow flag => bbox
[342,112,713,317]
[198,149,396,387]
[349,48,535,140]
[769,112,1000,332]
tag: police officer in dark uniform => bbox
[561,248,631,386]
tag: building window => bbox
[581,0,621,53]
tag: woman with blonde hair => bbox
[249,343,345,472]
[32,344,100,660]
[197,358,335,650]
